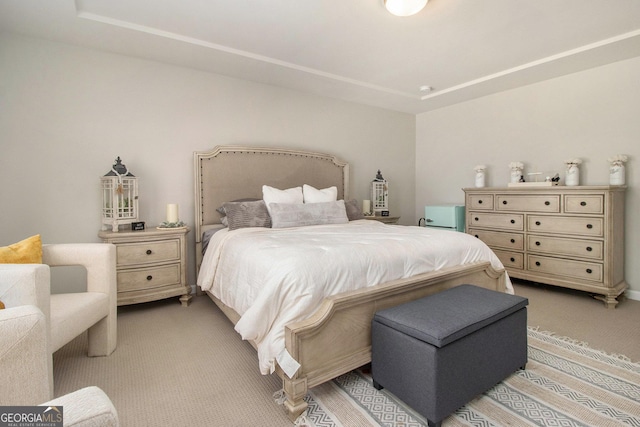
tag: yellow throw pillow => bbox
[0,234,43,264]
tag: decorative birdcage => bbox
[101,157,139,232]
[371,170,389,216]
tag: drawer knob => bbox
[535,221,541,226]
[586,246,593,252]
[474,217,479,221]
[580,201,587,206]
[146,249,153,255]
[586,224,593,229]
[535,241,541,246]
[146,275,153,281]
[544,201,550,206]
[478,200,483,204]
[510,238,515,243]
[474,234,479,238]
[510,257,515,262]
[535,261,541,266]
[510,219,515,224]
[503,200,508,205]
[586,268,592,274]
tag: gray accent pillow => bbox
[269,200,349,229]
[344,199,365,220]
[216,198,260,216]
[223,200,272,230]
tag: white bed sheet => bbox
[197,219,511,375]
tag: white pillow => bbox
[303,184,338,203]
[262,185,303,214]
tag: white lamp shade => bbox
[385,0,428,16]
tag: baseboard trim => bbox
[625,289,640,301]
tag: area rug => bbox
[293,328,640,426]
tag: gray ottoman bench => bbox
[371,284,528,427]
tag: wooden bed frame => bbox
[194,146,507,421]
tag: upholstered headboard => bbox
[193,146,350,265]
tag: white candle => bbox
[166,204,179,223]
[362,200,371,214]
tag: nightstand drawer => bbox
[564,195,604,214]
[493,249,524,270]
[528,255,602,282]
[527,215,603,237]
[468,212,523,230]
[116,239,180,266]
[527,235,603,260]
[468,228,523,250]
[117,264,181,292]
[496,195,560,213]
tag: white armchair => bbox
[0,305,119,426]
[0,243,117,356]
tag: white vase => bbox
[565,165,579,186]
[475,170,485,188]
[609,163,625,185]
[510,169,522,183]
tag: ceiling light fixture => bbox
[384,0,428,17]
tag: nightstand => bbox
[365,215,400,224]
[98,227,192,306]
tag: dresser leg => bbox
[593,293,619,309]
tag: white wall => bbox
[416,56,640,297]
[0,34,416,290]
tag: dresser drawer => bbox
[527,235,603,260]
[527,255,603,282]
[496,195,560,213]
[493,249,524,270]
[116,239,180,266]
[117,264,181,292]
[564,195,604,214]
[467,194,494,210]
[527,215,603,237]
[468,228,523,250]
[468,212,523,230]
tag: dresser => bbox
[463,186,626,308]
[98,227,192,306]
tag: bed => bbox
[194,145,509,421]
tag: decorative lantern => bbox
[101,157,139,232]
[371,170,389,216]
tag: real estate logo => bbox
[0,406,63,427]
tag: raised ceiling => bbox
[2,0,640,113]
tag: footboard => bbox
[280,261,506,420]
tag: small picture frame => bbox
[381,210,390,217]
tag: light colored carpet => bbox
[53,295,292,427]
[52,282,640,426]
[514,280,640,362]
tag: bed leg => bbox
[283,376,308,421]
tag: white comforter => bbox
[197,220,511,375]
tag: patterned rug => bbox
[294,328,640,426]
